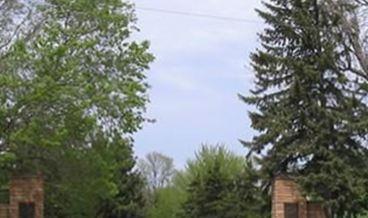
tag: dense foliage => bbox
[177,146,266,218]
[143,146,267,218]
[2,0,368,217]
[243,0,368,216]
[0,0,153,217]
[146,186,185,218]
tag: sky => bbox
[131,0,265,168]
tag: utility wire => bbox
[136,6,261,24]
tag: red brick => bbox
[0,174,44,218]
[272,175,326,218]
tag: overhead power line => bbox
[135,6,261,24]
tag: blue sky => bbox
[132,0,264,168]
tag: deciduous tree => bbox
[0,0,153,216]
[138,152,176,192]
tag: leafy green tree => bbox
[178,145,265,218]
[146,186,184,218]
[0,0,153,217]
[243,0,368,216]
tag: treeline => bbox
[138,145,269,218]
[1,0,368,217]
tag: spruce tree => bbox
[178,146,264,218]
[243,0,368,216]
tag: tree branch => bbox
[0,6,32,51]
[324,0,368,77]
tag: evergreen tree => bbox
[243,0,368,216]
[178,145,264,218]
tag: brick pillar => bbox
[0,204,9,217]
[9,174,44,218]
[272,175,307,218]
[307,203,327,218]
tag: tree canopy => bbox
[0,0,153,217]
[178,145,266,218]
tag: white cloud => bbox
[130,0,263,97]
[131,0,264,167]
